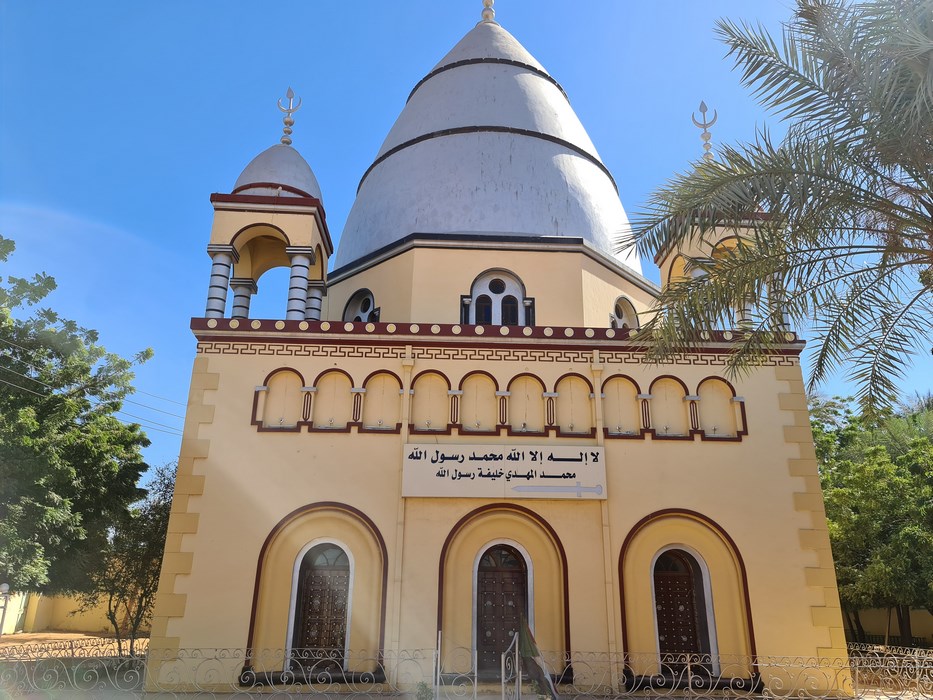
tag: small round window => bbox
[488,278,506,294]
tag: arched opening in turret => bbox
[248,267,290,319]
[225,224,293,320]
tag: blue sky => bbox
[2,1,929,468]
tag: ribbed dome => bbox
[335,20,640,273]
[233,143,323,200]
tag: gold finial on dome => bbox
[481,0,496,23]
[691,101,718,162]
[277,87,303,146]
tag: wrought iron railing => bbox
[0,635,149,660]
[0,643,932,698]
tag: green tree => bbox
[0,234,152,591]
[78,462,175,656]
[814,396,933,645]
[626,0,933,415]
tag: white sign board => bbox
[402,444,606,500]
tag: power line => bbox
[116,409,183,433]
[133,389,186,407]
[0,367,184,437]
[122,398,184,419]
[0,375,45,397]
[0,336,187,408]
[1,358,184,418]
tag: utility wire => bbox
[0,366,183,437]
[2,358,185,420]
[0,375,45,397]
[0,336,186,409]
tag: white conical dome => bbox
[233,143,323,200]
[335,20,640,273]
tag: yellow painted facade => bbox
[148,10,845,694]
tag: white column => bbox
[305,282,324,321]
[735,299,755,329]
[230,278,257,319]
[204,245,238,318]
[285,247,315,321]
[769,274,792,331]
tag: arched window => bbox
[697,378,739,437]
[610,296,639,331]
[602,376,640,435]
[411,372,450,431]
[462,270,533,326]
[508,375,545,433]
[501,296,519,326]
[291,543,352,671]
[649,377,689,437]
[343,288,380,323]
[313,371,353,429]
[362,373,401,430]
[460,373,498,432]
[475,295,493,325]
[262,369,303,428]
[555,375,593,434]
[653,549,713,666]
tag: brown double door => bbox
[477,545,527,673]
[292,544,350,670]
[653,549,711,662]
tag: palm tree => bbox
[625,0,933,415]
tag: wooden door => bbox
[477,545,527,673]
[292,544,350,670]
[653,550,706,659]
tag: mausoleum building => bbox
[149,4,846,691]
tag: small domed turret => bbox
[202,89,332,323]
[232,143,323,200]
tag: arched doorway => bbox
[291,543,351,670]
[653,549,711,661]
[476,544,528,673]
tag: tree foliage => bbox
[626,0,933,416]
[0,235,152,591]
[77,462,174,655]
[813,395,933,644]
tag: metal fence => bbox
[1,643,932,698]
[0,637,150,661]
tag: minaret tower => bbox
[202,88,332,321]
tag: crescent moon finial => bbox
[277,87,302,146]
[692,100,718,162]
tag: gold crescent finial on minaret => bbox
[277,87,303,146]
[692,101,718,162]
[481,0,496,23]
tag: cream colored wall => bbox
[150,336,843,669]
[325,246,655,327]
[209,210,323,251]
[15,593,133,635]
[1,592,28,635]
[580,255,655,327]
[324,252,415,324]
[23,593,50,633]
[47,597,113,633]
[853,608,933,642]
